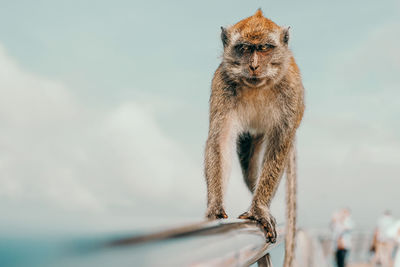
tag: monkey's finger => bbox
[238,212,253,220]
[266,225,273,242]
[272,220,277,242]
[264,217,277,240]
[269,230,277,243]
[269,224,277,243]
[257,219,271,241]
[216,213,228,219]
[263,221,277,243]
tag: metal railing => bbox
[101,219,285,266]
[0,219,285,267]
[1,219,338,267]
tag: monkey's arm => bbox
[239,126,296,242]
[254,127,295,208]
[204,69,238,220]
[204,103,237,219]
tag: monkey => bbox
[204,9,304,267]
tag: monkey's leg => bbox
[205,115,237,220]
[240,128,294,243]
[237,133,264,193]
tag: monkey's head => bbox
[220,9,291,87]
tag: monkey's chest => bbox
[235,91,282,133]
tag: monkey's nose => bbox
[249,65,259,71]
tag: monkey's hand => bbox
[205,205,228,220]
[238,207,277,243]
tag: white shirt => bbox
[331,215,354,249]
[387,220,400,243]
[376,214,395,242]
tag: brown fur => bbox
[232,9,281,43]
[204,9,304,267]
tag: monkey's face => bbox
[220,11,291,86]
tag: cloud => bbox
[0,44,205,230]
[296,21,400,227]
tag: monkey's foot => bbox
[238,210,277,243]
[205,206,228,220]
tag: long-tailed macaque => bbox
[204,9,304,267]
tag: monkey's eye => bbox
[235,44,251,54]
[258,44,276,51]
[242,45,250,52]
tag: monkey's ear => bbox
[282,27,290,45]
[221,27,229,48]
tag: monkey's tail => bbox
[284,142,297,267]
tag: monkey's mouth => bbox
[247,77,260,84]
[241,76,267,87]
[244,76,264,84]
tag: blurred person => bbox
[387,220,400,267]
[330,208,354,267]
[371,210,395,266]
[370,227,377,256]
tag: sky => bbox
[0,0,399,233]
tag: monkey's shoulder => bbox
[211,65,235,88]
[285,56,304,91]
[210,65,238,101]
